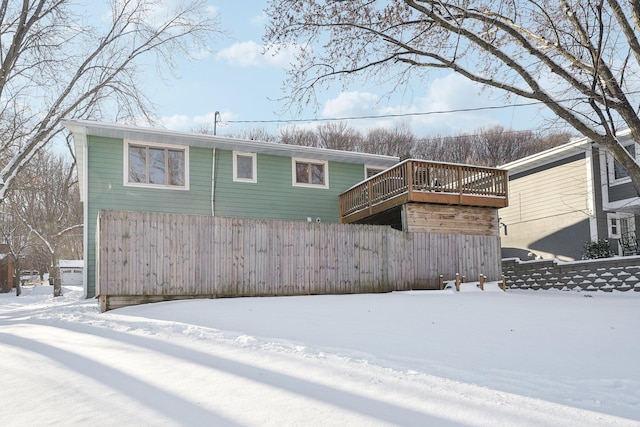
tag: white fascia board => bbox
[61,119,400,168]
[500,137,592,175]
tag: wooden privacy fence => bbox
[97,210,502,311]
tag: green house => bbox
[63,119,400,298]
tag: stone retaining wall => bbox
[502,257,640,291]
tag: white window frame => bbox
[124,140,189,190]
[233,151,257,183]
[607,212,634,239]
[607,142,636,186]
[292,158,329,189]
[365,165,386,179]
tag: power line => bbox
[224,91,640,126]
[226,100,545,124]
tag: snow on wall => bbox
[502,257,640,291]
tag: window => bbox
[233,152,257,183]
[610,144,636,183]
[608,212,634,239]
[125,141,188,189]
[292,158,328,188]
[365,166,386,179]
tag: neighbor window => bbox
[292,158,328,188]
[233,151,257,183]
[610,143,636,182]
[125,141,188,189]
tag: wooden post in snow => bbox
[455,273,460,292]
[479,274,485,291]
[439,274,444,290]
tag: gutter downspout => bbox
[80,126,89,299]
[211,148,216,216]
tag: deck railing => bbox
[339,159,509,223]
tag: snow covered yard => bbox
[1,284,639,426]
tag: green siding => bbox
[214,150,365,222]
[85,139,372,298]
[86,136,213,297]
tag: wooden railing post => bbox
[406,161,413,200]
[367,179,373,215]
[458,165,463,204]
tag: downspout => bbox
[211,148,216,216]
[80,126,89,299]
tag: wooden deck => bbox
[339,159,509,224]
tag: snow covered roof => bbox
[58,259,84,268]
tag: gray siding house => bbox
[63,119,399,298]
[500,130,640,261]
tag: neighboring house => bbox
[62,119,400,298]
[499,129,640,261]
[59,260,84,286]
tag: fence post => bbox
[479,274,485,291]
[439,274,444,290]
[500,275,506,291]
[455,273,460,292]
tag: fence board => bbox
[97,210,501,310]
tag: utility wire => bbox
[224,92,640,125]
[226,100,544,124]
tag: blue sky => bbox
[142,2,561,139]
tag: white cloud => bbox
[158,114,193,131]
[312,72,546,137]
[250,12,266,26]
[216,40,299,68]
[159,111,237,132]
[321,91,380,119]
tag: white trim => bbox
[292,157,329,189]
[232,151,257,183]
[584,149,599,242]
[62,119,399,167]
[364,164,386,179]
[607,212,634,239]
[123,140,190,190]
[606,141,637,186]
[95,211,101,297]
[80,126,89,299]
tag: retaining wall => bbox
[502,256,640,291]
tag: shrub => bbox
[583,239,615,259]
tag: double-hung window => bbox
[125,141,189,190]
[233,151,257,183]
[292,158,328,188]
[610,143,636,184]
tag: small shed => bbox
[59,260,84,286]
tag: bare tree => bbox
[1,149,82,291]
[279,126,319,147]
[363,123,415,158]
[265,0,640,194]
[0,213,31,295]
[225,128,278,142]
[0,0,221,202]
[414,133,478,164]
[473,126,536,166]
[316,122,363,151]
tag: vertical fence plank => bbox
[97,211,501,303]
